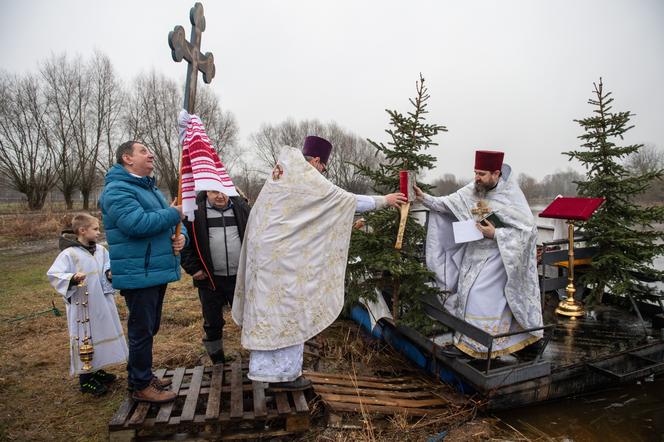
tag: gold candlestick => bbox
[555,221,585,319]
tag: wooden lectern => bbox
[539,197,604,318]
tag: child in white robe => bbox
[47,213,128,396]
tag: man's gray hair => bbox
[116,140,138,165]
[303,154,314,162]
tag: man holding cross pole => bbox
[99,141,187,403]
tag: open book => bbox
[452,211,508,244]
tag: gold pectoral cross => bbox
[471,200,492,221]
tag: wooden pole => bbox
[168,2,216,256]
[394,202,411,250]
[173,158,184,256]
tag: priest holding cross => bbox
[415,150,544,358]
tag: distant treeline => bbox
[429,146,664,204]
[0,51,382,210]
[1,51,661,210]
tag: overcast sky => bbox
[2,0,663,181]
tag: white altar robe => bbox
[246,194,382,382]
[233,146,395,382]
[233,146,358,381]
[47,243,128,375]
[424,165,543,358]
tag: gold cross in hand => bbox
[471,200,492,221]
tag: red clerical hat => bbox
[474,150,504,171]
[302,136,333,165]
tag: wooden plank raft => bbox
[305,370,451,417]
[108,356,311,440]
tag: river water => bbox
[497,377,664,441]
[494,209,664,441]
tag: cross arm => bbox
[168,26,215,84]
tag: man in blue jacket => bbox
[99,141,186,403]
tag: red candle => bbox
[399,170,409,199]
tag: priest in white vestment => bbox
[416,150,543,358]
[232,136,406,390]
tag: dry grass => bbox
[0,245,213,441]
[299,321,527,442]
[0,209,101,247]
[0,211,64,243]
[0,237,535,441]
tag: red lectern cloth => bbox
[538,197,605,221]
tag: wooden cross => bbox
[471,200,492,220]
[167,2,216,255]
[168,2,216,113]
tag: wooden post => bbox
[167,3,217,253]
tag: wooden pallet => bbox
[109,357,310,441]
[305,370,450,417]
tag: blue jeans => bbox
[121,284,167,391]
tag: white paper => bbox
[452,219,483,243]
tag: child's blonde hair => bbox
[71,213,99,235]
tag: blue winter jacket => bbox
[99,164,187,290]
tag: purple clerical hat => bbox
[302,136,332,165]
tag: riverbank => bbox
[0,238,537,441]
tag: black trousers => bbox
[198,275,236,358]
[121,284,167,391]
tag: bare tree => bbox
[250,124,284,169]
[518,173,540,201]
[325,123,376,193]
[70,52,125,208]
[93,51,126,174]
[249,119,378,193]
[0,73,59,210]
[625,144,664,175]
[230,158,267,204]
[249,118,315,169]
[123,90,144,143]
[431,173,462,196]
[195,85,240,169]
[124,71,239,199]
[41,54,82,209]
[540,168,583,198]
[624,144,664,203]
[125,71,181,198]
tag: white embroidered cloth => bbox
[232,146,357,350]
[248,343,304,382]
[178,110,237,221]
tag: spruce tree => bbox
[345,74,447,332]
[565,78,664,303]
